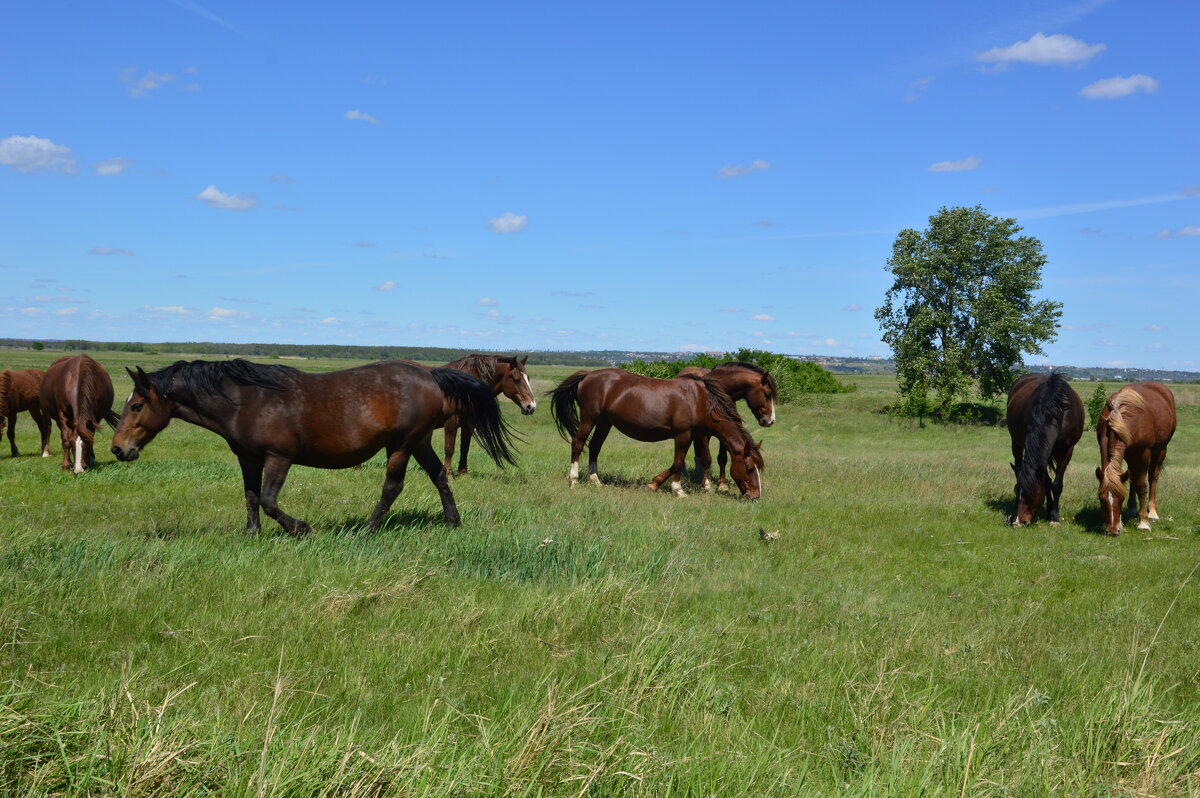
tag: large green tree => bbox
[874,205,1062,416]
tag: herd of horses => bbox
[0,354,1179,537]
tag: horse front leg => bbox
[1148,447,1166,521]
[260,455,310,537]
[568,419,593,486]
[413,436,460,526]
[649,434,690,496]
[586,421,611,485]
[238,455,264,534]
[56,418,72,472]
[456,424,473,477]
[691,434,714,492]
[1048,446,1074,525]
[1132,455,1152,531]
[365,445,412,530]
[716,442,730,492]
[31,407,50,457]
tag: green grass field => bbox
[2,350,1199,796]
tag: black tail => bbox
[1017,373,1073,498]
[430,367,517,467]
[104,408,121,428]
[549,370,588,440]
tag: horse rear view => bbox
[0,368,52,458]
[39,355,119,473]
[1095,382,1176,535]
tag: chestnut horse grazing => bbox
[439,354,536,476]
[39,355,118,473]
[550,369,763,498]
[677,362,776,490]
[0,368,52,458]
[111,359,516,535]
[1095,382,1176,535]
[1006,373,1084,526]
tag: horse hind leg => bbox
[691,434,714,492]
[586,421,611,485]
[1132,455,1152,531]
[442,418,458,477]
[30,406,51,457]
[5,413,16,457]
[456,424,473,477]
[259,455,311,537]
[568,418,594,486]
[365,445,413,531]
[413,436,460,526]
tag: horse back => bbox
[579,369,705,439]
[1128,382,1177,447]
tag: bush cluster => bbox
[624,348,855,404]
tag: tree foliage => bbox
[625,348,854,403]
[874,205,1062,416]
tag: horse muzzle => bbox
[521,402,537,415]
[111,445,139,462]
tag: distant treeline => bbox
[624,349,856,404]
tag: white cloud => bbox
[207,307,250,319]
[345,109,380,124]
[1080,74,1159,100]
[843,303,863,311]
[120,68,176,97]
[321,317,339,324]
[486,212,528,234]
[816,338,842,347]
[903,76,934,102]
[375,280,397,291]
[0,135,77,174]
[94,157,134,176]
[716,159,770,179]
[928,156,983,173]
[268,172,295,185]
[751,313,774,321]
[1145,324,1169,332]
[194,185,259,211]
[145,305,191,314]
[55,307,79,316]
[478,297,497,306]
[1182,186,1200,197]
[719,307,743,313]
[974,33,1105,67]
[1155,225,1200,238]
[89,246,134,256]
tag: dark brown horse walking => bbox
[1006,373,1084,526]
[550,369,763,498]
[39,355,118,473]
[111,359,516,535]
[677,362,776,490]
[0,368,52,458]
[438,354,536,476]
[1095,382,1176,535]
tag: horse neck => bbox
[487,364,509,396]
[709,369,752,400]
[163,382,237,435]
[705,416,746,454]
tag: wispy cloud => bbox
[89,246,134,256]
[903,76,934,102]
[119,68,175,97]
[208,307,253,321]
[1005,191,1193,220]
[487,212,527,234]
[94,157,134,176]
[168,0,244,34]
[478,297,498,306]
[1080,74,1160,100]
[716,159,770,179]
[843,303,863,311]
[1155,225,1200,238]
[928,155,982,172]
[374,280,397,291]
[195,185,258,211]
[974,32,1104,67]
[144,305,191,314]
[0,136,77,174]
[268,172,296,185]
[345,109,380,124]
[751,313,774,321]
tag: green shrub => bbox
[1087,383,1108,429]
[624,348,854,404]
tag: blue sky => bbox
[2,0,1196,368]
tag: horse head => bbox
[745,375,776,427]
[728,437,764,500]
[111,366,174,462]
[1095,464,1129,535]
[498,355,537,415]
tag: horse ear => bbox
[1095,467,1103,480]
[520,355,528,366]
[756,439,763,449]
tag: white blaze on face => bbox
[73,437,84,473]
[126,392,134,405]
[522,372,536,410]
[768,405,776,425]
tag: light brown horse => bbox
[38,355,118,473]
[550,369,763,498]
[677,362,776,490]
[0,368,52,458]
[1095,382,1176,535]
[438,354,536,476]
[1006,373,1084,526]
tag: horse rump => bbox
[429,367,518,467]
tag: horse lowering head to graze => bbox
[0,368,52,458]
[38,355,118,473]
[1094,382,1176,535]
[549,368,763,499]
[677,361,777,490]
[438,354,535,477]
[111,358,517,535]
[1006,373,1084,526]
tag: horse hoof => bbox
[672,489,687,498]
[1049,521,1060,527]
[717,483,729,493]
[290,522,313,538]
[703,481,714,493]
[456,470,469,478]
[588,473,601,486]
[568,478,578,487]
[646,483,659,492]
[1148,512,1160,521]
[1137,521,1152,531]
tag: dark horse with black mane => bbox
[0,368,52,458]
[676,362,776,491]
[1006,373,1084,526]
[39,355,119,473]
[437,354,536,477]
[111,359,516,535]
[550,368,763,498]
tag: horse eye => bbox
[131,402,145,411]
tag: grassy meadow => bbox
[2,349,1200,796]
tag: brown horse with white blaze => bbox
[38,355,118,473]
[0,368,52,458]
[111,359,517,535]
[677,362,776,490]
[438,354,536,476]
[1095,382,1176,535]
[550,369,763,498]
[1006,373,1084,526]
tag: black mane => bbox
[146,359,300,404]
[1017,373,1073,499]
[677,373,744,424]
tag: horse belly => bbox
[610,417,674,443]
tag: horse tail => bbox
[1017,373,1071,498]
[549,370,588,440]
[429,367,517,467]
